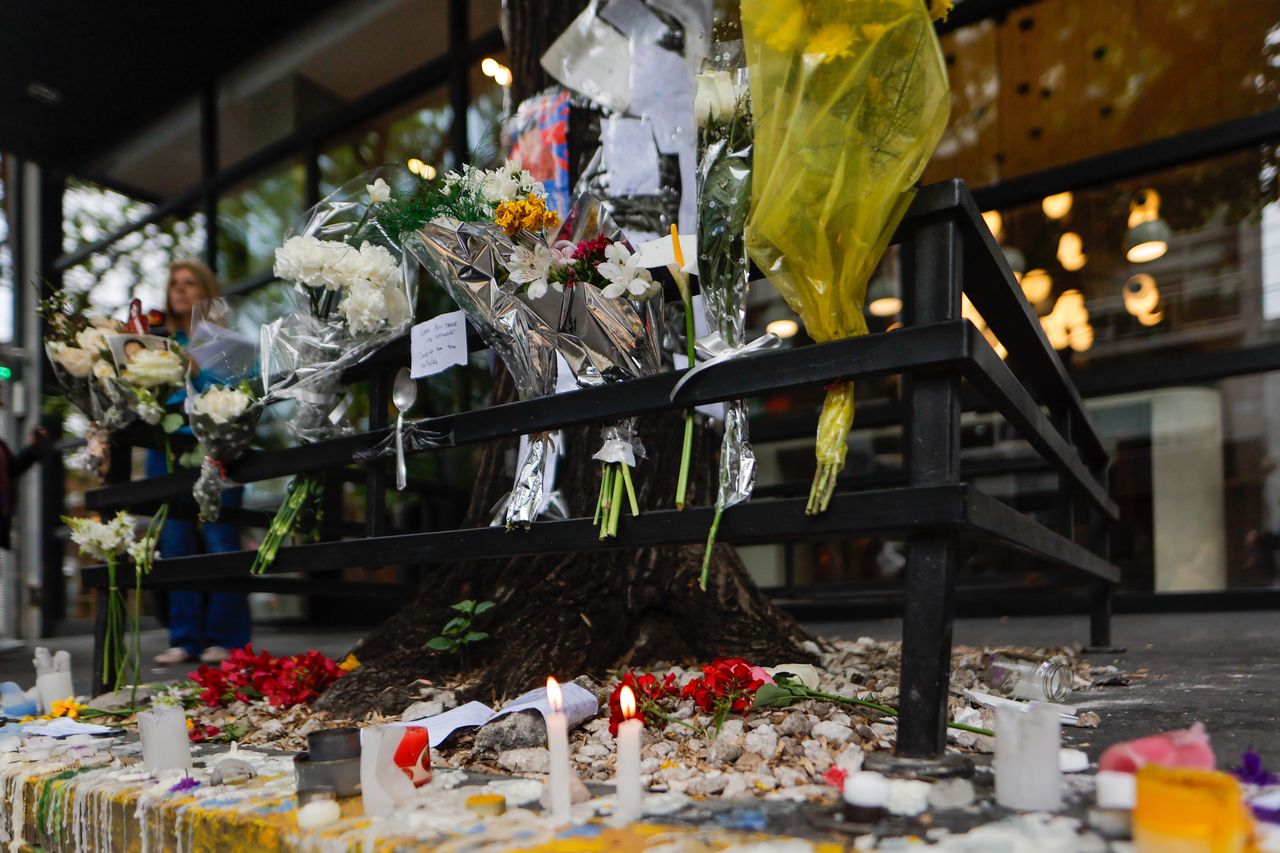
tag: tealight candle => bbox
[545,676,572,826]
[614,685,643,822]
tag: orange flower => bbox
[494,195,560,236]
[339,654,361,672]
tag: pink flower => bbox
[749,666,775,686]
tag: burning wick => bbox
[614,685,643,823]
[545,676,572,825]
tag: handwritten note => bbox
[410,310,468,379]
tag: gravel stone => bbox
[497,747,550,774]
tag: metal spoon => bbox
[392,368,417,491]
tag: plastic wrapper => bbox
[186,299,263,521]
[695,37,758,573]
[404,218,563,529]
[262,167,417,443]
[741,0,950,514]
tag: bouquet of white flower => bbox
[39,290,130,475]
[188,382,263,522]
[262,169,417,443]
[64,510,162,694]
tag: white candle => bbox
[544,676,572,826]
[137,705,193,773]
[614,685,643,822]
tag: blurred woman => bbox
[148,260,251,665]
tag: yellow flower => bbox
[339,654,361,672]
[760,5,806,53]
[185,718,195,730]
[49,697,84,719]
[862,23,887,41]
[806,22,857,63]
[494,195,559,237]
[18,716,32,724]
[929,0,954,22]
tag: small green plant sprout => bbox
[425,599,494,667]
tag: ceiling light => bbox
[481,57,501,76]
[1068,322,1094,352]
[982,209,1003,241]
[407,157,425,175]
[1057,231,1087,271]
[26,81,61,105]
[1123,273,1160,316]
[766,318,799,339]
[866,273,902,318]
[1042,191,1073,220]
[1137,309,1164,327]
[1125,218,1172,263]
[1020,268,1053,304]
[493,67,513,87]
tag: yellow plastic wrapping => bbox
[741,0,951,513]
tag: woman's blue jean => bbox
[146,450,250,656]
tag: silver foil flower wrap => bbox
[188,395,262,522]
[696,44,757,516]
[262,167,417,443]
[403,218,563,530]
[555,195,664,389]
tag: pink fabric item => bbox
[749,666,775,686]
[1098,722,1216,773]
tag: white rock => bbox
[1059,748,1090,773]
[708,739,743,767]
[688,774,729,796]
[749,773,777,791]
[802,740,833,771]
[640,757,661,774]
[776,766,808,788]
[650,741,675,757]
[497,747,550,774]
[887,779,932,816]
[835,744,865,773]
[723,773,749,798]
[928,778,976,809]
[812,720,854,744]
[297,799,341,829]
[717,720,744,741]
[778,713,812,738]
[577,743,609,760]
[401,700,444,721]
[743,724,778,758]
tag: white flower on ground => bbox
[191,385,253,425]
[53,346,95,379]
[694,70,745,127]
[597,242,654,299]
[75,327,110,355]
[508,243,559,299]
[122,348,184,388]
[366,178,391,204]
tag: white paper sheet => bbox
[387,700,495,749]
[410,310,469,379]
[491,683,598,729]
[599,0,666,40]
[23,718,115,737]
[630,44,693,156]
[602,117,661,196]
[540,12,632,113]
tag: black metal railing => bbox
[81,179,1118,761]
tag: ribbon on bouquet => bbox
[669,331,781,402]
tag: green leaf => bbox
[752,684,807,708]
[450,599,476,614]
[161,413,185,433]
[424,636,454,652]
[462,631,489,644]
[473,600,495,616]
[441,617,469,636]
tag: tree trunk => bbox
[316,0,810,717]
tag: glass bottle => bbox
[984,653,1073,702]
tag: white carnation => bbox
[339,280,391,335]
[54,346,95,379]
[121,348,184,388]
[191,385,253,425]
[75,327,110,355]
[88,315,120,331]
[274,235,348,291]
[66,511,137,561]
[92,360,115,380]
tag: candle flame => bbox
[670,224,685,268]
[619,685,636,720]
[546,676,563,712]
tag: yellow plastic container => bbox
[1133,766,1257,853]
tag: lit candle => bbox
[614,685,643,822]
[544,676,572,826]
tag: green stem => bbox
[619,463,639,517]
[609,463,624,537]
[598,465,613,539]
[675,414,694,509]
[699,505,723,591]
[163,436,173,474]
[801,688,994,738]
